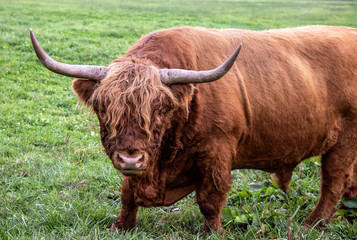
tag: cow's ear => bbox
[170,84,195,105]
[72,79,99,105]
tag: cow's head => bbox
[30,29,241,176]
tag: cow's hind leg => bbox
[306,121,357,226]
[110,177,139,232]
[343,160,357,199]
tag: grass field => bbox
[1,0,357,239]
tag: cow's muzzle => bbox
[112,150,148,176]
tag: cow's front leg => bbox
[196,157,231,233]
[110,177,139,232]
[197,188,227,233]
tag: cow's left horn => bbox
[159,44,242,85]
[30,29,109,81]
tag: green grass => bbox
[1,0,357,239]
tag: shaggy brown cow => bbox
[30,26,357,232]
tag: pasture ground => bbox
[1,0,357,239]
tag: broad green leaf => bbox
[340,198,357,209]
[248,182,265,192]
[264,186,276,196]
[235,214,249,224]
[239,190,250,198]
[222,208,239,222]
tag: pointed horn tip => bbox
[29,29,36,41]
[237,43,242,52]
[226,43,243,67]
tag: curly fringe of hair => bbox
[90,58,179,140]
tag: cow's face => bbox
[72,59,193,176]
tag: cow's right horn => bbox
[30,29,109,81]
[159,44,242,85]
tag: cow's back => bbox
[223,26,357,170]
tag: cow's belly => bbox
[232,117,341,172]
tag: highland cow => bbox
[30,26,357,232]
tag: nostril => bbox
[137,155,144,164]
[116,154,124,164]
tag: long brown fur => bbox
[71,26,357,232]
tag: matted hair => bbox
[90,58,179,140]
